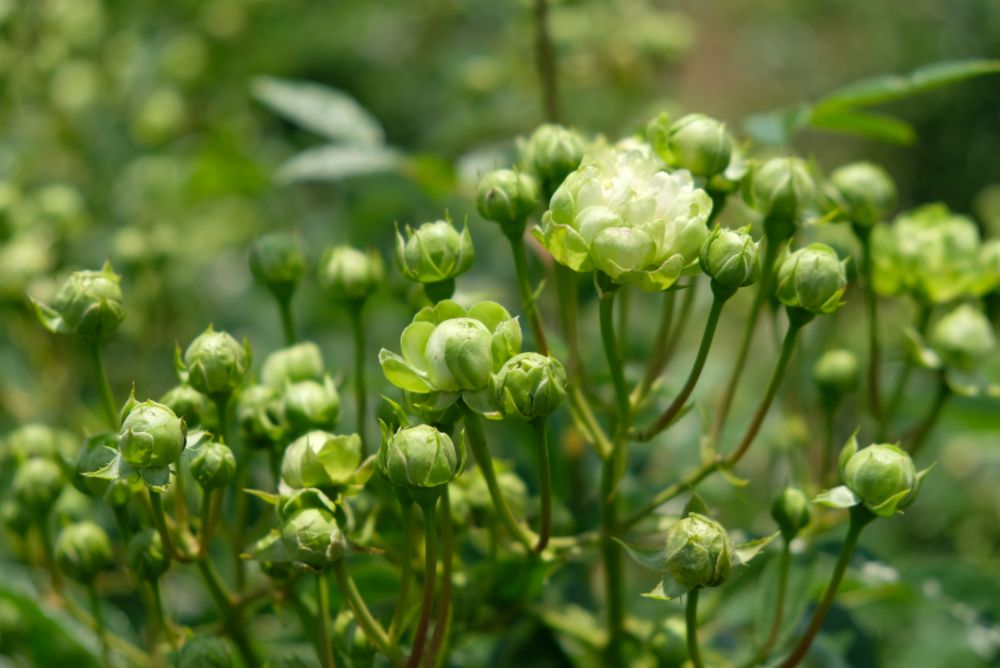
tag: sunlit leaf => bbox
[252,76,384,145]
[277,145,403,183]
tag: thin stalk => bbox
[149,491,186,562]
[317,574,335,668]
[216,393,248,589]
[661,281,698,371]
[751,540,791,665]
[686,587,705,668]
[779,508,873,668]
[88,583,113,667]
[819,403,838,485]
[620,460,719,532]
[195,558,260,668]
[460,402,536,550]
[532,0,560,122]
[597,283,630,432]
[286,583,324,666]
[908,374,951,458]
[566,384,613,458]
[388,497,416,642]
[198,488,219,557]
[632,290,676,406]
[532,420,553,553]
[599,451,625,665]
[856,229,882,422]
[150,579,178,649]
[349,306,369,453]
[637,286,731,441]
[554,264,584,380]
[89,343,118,430]
[407,501,438,668]
[61,595,150,665]
[332,560,406,667]
[173,457,190,534]
[426,487,454,668]
[508,234,549,355]
[111,505,132,545]
[278,297,296,345]
[881,304,933,438]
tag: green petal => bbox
[400,321,435,368]
[467,301,512,332]
[379,349,433,393]
[813,485,861,509]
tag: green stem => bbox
[286,584,324,666]
[779,508,873,668]
[751,540,791,665]
[632,290,676,407]
[597,279,630,432]
[508,234,549,355]
[317,574,335,668]
[89,343,118,430]
[333,560,406,667]
[111,505,132,546]
[819,402,838,485]
[149,491,186,562]
[88,582,113,667]
[195,559,260,668]
[532,0,560,122]
[554,264,584,380]
[662,281,697,370]
[426,487,454,668]
[908,374,951,457]
[599,451,625,665]
[460,402,536,550]
[856,229,882,422]
[407,501,438,668]
[881,304,933,438]
[150,579,178,649]
[198,488,219,557]
[532,420,552,553]
[686,587,705,668]
[349,306,369,454]
[278,297,296,345]
[620,460,719,531]
[388,496,416,643]
[637,285,731,440]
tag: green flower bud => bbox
[840,442,922,516]
[699,226,761,290]
[126,528,170,580]
[236,384,284,448]
[775,243,848,315]
[279,490,347,569]
[29,263,125,340]
[494,353,567,421]
[475,169,539,238]
[182,327,251,399]
[396,220,475,285]
[261,342,324,388]
[928,304,996,370]
[517,124,587,196]
[177,636,233,668]
[12,458,64,514]
[813,348,860,398]
[160,383,211,429]
[744,157,815,232]
[378,424,466,497]
[828,161,896,226]
[74,433,133,505]
[318,245,384,304]
[54,521,112,583]
[425,319,494,391]
[284,377,340,435]
[663,513,735,589]
[771,488,811,540]
[4,423,76,465]
[119,400,186,469]
[648,113,733,177]
[249,231,305,301]
[189,439,236,490]
[281,430,363,491]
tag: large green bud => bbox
[494,352,567,421]
[118,400,186,469]
[775,243,848,315]
[536,144,712,291]
[3,423,76,465]
[12,458,64,515]
[828,162,896,227]
[318,245,384,304]
[29,262,125,340]
[839,440,924,517]
[771,488,811,540]
[160,383,211,429]
[281,430,363,492]
[236,384,284,448]
[663,513,735,589]
[476,169,540,238]
[743,157,815,236]
[648,113,733,177]
[813,349,860,397]
[126,528,170,580]
[261,342,324,388]
[177,636,233,668]
[396,220,475,286]
[279,489,348,569]
[378,424,466,502]
[284,377,340,435]
[189,439,236,490]
[699,226,761,291]
[182,326,251,399]
[249,231,305,302]
[517,123,587,197]
[54,521,112,583]
[928,304,996,370]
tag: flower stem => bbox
[532,0,560,122]
[195,558,260,668]
[407,501,438,668]
[856,229,882,422]
[631,290,676,407]
[751,540,791,665]
[553,263,585,380]
[149,490,187,562]
[349,306,369,454]
[150,579,178,649]
[87,582,113,666]
[89,343,118,430]
[620,460,719,532]
[459,402,536,550]
[686,587,705,668]
[278,297,296,345]
[532,420,553,553]
[333,560,406,667]
[637,285,731,441]
[881,304,933,439]
[317,573,336,668]
[508,234,549,355]
[388,496,416,643]
[779,507,873,668]
[908,373,951,457]
[426,487,454,667]
[597,278,630,432]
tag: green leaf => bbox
[378,349,433,393]
[813,485,861,510]
[244,488,280,506]
[277,145,403,183]
[640,578,689,601]
[742,105,811,145]
[26,295,67,335]
[807,109,916,146]
[251,76,384,145]
[613,538,664,573]
[683,492,708,518]
[734,531,780,564]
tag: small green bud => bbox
[281,430,363,491]
[378,424,466,496]
[494,352,567,421]
[54,521,112,583]
[4,423,76,465]
[119,400,186,469]
[284,377,341,435]
[396,220,475,285]
[771,488,811,540]
[182,326,251,398]
[425,318,495,392]
[236,384,284,448]
[160,383,211,429]
[279,490,347,569]
[261,342,325,388]
[841,442,922,516]
[744,157,815,232]
[177,636,233,668]
[699,226,761,290]
[249,231,305,301]
[29,263,125,340]
[126,528,170,580]
[518,124,586,196]
[12,458,64,514]
[828,162,896,227]
[775,243,848,315]
[318,245,384,304]
[475,169,539,238]
[928,304,996,370]
[189,439,236,490]
[813,348,860,398]
[648,113,733,177]
[663,513,735,589]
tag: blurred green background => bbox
[2,1,999,666]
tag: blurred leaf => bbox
[814,485,861,509]
[277,145,403,184]
[735,532,779,564]
[252,76,385,146]
[808,109,916,146]
[614,537,664,573]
